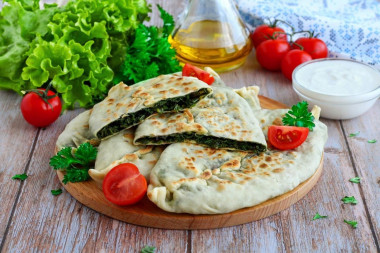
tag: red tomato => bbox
[251,25,287,48]
[292,37,328,59]
[102,163,147,206]
[20,89,62,127]
[182,63,215,85]
[281,49,312,81]
[268,125,309,150]
[256,40,290,71]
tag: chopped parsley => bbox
[312,212,328,220]
[348,131,360,137]
[341,196,358,205]
[49,142,97,184]
[141,246,156,253]
[349,177,361,184]
[344,219,358,228]
[282,101,315,130]
[12,173,28,181]
[367,139,377,143]
[51,189,63,196]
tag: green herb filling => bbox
[137,132,267,153]
[97,88,211,139]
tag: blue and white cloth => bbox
[237,0,380,68]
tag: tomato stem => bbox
[292,42,304,51]
[23,81,57,111]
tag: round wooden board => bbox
[56,95,324,230]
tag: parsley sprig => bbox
[341,196,358,205]
[349,177,361,184]
[51,189,63,196]
[344,220,358,228]
[12,173,28,181]
[49,143,97,184]
[114,5,181,85]
[141,246,156,253]
[282,101,315,130]
[312,212,328,220]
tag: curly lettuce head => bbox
[21,0,150,109]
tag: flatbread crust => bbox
[88,128,164,187]
[89,74,212,139]
[134,86,267,152]
[56,109,99,150]
[147,109,328,214]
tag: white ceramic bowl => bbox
[292,58,380,120]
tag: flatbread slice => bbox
[89,74,212,139]
[147,109,328,214]
[134,86,267,153]
[88,128,164,187]
[56,109,99,150]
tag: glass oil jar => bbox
[169,0,253,72]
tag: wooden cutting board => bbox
[56,95,323,229]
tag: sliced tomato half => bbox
[268,125,309,150]
[182,63,215,85]
[102,163,147,206]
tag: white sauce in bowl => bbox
[294,59,380,96]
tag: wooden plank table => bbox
[0,0,379,252]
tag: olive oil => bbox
[169,20,252,72]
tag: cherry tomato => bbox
[256,40,290,71]
[102,163,147,206]
[20,88,62,127]
[182,63,215,85]
[268,125,309,150]
[251,24,287,48]
[292,37,328,59]
[281,49,312,81]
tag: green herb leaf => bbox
[282,101,315,131]
[49,143,97,184]
[349,131,360,137]
[51,189,63,196]
[141,246,156,253]
[341,196,358,205]
[349,177,361,184]
[312,212,328,220]
[115,6,181,85]
[344,219,358,228]
[157,4,175,37]
[367,139,377,143]
[12,173,28,181]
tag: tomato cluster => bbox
[251,21,328,81]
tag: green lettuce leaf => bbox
[0,0,59,93]
[21,0,150,108]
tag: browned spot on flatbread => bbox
[123,153,138,161]
[259,163,268,168]
[149,160,157,165]
[83,124,89,128]
[273,168,284,173]
[261,119,265,123]
[265,156,272,162]
[169,88,180,95]
[88,139,100,147]
[161,128,169,133]
[138,146,153,155]
[123,132,134,140]
[272,117,283,126]
[183,109,194,121]
[200,170,212,180]
[153,83,163,88]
